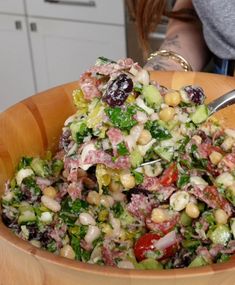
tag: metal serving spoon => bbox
[140,89,235,167]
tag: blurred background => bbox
[0,0,175,111]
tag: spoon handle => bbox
[207,89,235,115]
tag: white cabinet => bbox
[29,17,126,91]
[26,0,126,92]
[0,0,25,15]
[26,0,125,25]
[0,14,35,111]
[0,0,126,111]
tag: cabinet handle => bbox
[44,0,96,7]
[30,22,37,32]
[15,20,22,30]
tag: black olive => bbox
[183,85,205,105]
[102,73,133,106]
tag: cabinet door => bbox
[29,17,126,92]
[0,14,35,111]
[25,0,125,25]
[0,0,25,14]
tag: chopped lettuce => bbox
[105,106,137,132]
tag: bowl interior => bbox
[1,71,235,282]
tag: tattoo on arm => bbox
[161,34,181,50]
[144,34,183,71]
[145,58,174,71]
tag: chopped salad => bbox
[2,57,235,270]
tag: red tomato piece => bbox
[134,233,161,261]
[134,232,178,262]
[159,163,178,186]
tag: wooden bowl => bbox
[1,72,235,285]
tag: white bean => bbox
[84,225,101,244]
[109,213,121,238]
[144,163,162,177]
[190,176,208,190]
[170,191,190,212]
[216,172,234,188]
[135,97,154,115]
[79,213,96,226]
[41,195,61,212]
[40,211,53,223]
[60,244,75,260]
[16,168,34,186]
[135,111,148,124]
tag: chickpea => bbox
[221,137,234,151]
[100,195,114,208]
[192,135,202,145]
[101,223,113,236]
[214,209,228,225]
[151,208,167,223]
[43,186,57,199]
[41,195,61,212]
[109,179,122,192]
[209,151,223,165]
[137,129,152,145]
[185,202,200,219]
[159,107,175,122]
[164,91,181,107]
[86,191,100,206]
[60,244,75,260]
[120,172,136,189]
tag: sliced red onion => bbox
[153,230,177,250]
[36,177,51,186]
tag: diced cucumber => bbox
[180,211,192,226]
[190,104,209,124]
[135,258,163,270]
[130,148,143,168]
[142,85,163,108]
[208,225,231,245]
[119,209,136,227]
[70,120,88,142]
[167,119,179,131]
[188,255,209,268]
[154,146,173,162]
[31,157,48,177]
[182,239,201,250]
[18,209,36,224]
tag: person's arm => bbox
[145,0,211,71]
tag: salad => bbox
[2,57,235,270]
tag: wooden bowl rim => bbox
[1,71,235,279]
